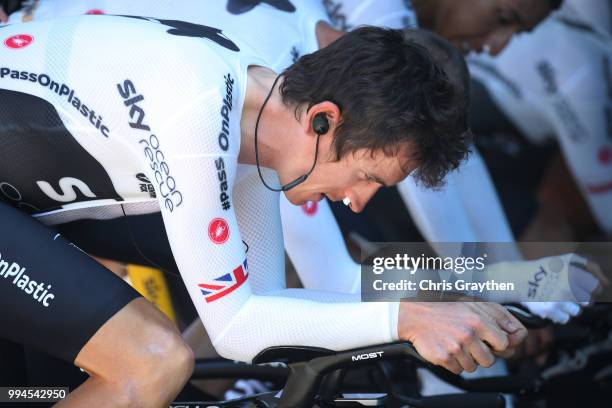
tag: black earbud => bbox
[312,113,329,135]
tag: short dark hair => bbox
[547,0,563,10]
[280,26,471,189]
[401,28,472,188]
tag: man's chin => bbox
[282,191,303,206]
[283,191,323,206]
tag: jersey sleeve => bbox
[397,149,517,241]
[280,195,361,293]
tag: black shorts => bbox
[0,202,141,362]
[57,212,180,274]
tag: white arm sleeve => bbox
[398,147,522,261]
[280,196,361,293]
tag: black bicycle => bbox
[171,305,612,407]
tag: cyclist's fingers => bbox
[473,318,509,354]
[0,8,7,23]
[439,355,464,375]
[455,345,478,373]
[550,309,570,324]
[478,305,525,352]
[559,302,581,317]
[568,264,600,303]
[427,341,464,374]
[415,340,463,375]
[494,346,516,359]
[467,339,495,369]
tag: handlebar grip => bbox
[418,393,505,408]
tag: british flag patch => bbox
[198,259,249,303]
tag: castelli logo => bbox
[208,218,230,244]
[85,9,105,15]
[302,201,317,216]
[598,146,611,165]
[4,34,34,49]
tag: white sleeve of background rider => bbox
[280,196,361,293]
[398,147,521,260]
[536,23,612,234]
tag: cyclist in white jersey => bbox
[1,14,531,406]
[469,0,612,235]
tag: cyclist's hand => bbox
[398,302,527,374]
[523,254,607,303]
[487,254,608,306]
[520,301,580,324]
[0,8,8,23]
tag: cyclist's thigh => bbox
[0,202,141,363]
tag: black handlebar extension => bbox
[274,342,422,407]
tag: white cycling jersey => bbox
[0,16,399,362]
[469,3,612,234]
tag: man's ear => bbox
[303,101,341,136]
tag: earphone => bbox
[312,112,329,135]
[255,74,330,192]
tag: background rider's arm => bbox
[280,195,361,293]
